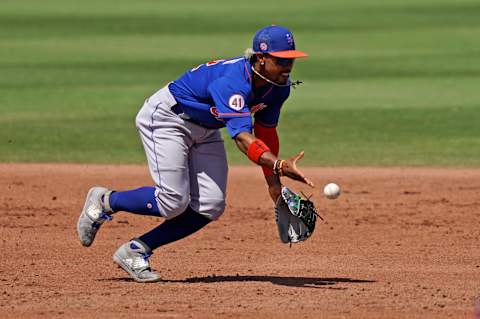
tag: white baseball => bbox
[323,183,341,199]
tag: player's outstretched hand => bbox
[281,151,315,187]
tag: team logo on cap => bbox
[260,42,268,51]
[285,33,294,46]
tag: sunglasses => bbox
[269,55,294,67]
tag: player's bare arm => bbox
[234,132,315,189]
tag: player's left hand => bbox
[275,186,321,244]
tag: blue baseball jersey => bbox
[168,57,290,138]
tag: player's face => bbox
[263,55,295,84]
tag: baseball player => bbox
[77,25,314,282]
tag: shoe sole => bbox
[77,187,98,247]
[113,254,161,283]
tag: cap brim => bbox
[269,50,308,58]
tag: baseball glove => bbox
[275,186,322,244]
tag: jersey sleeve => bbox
[253,87,290,127]
[208,77,253,138]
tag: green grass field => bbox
[1,0,480,166]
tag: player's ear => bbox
[256,53,266,66]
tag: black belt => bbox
[171,104,221,130]
[171,104,184,115]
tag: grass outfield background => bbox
[1,0,480,166]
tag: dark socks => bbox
[109,187,213,250]
[109,187,161,216]
[139,206,212,250]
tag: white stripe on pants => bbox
[135,86,228,220]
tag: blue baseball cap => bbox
[252,25,308,59]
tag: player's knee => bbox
[155,188,190,219]
[206,197,226,221]
[193,196,226,221]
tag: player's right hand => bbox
[281,151,315,187]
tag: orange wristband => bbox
[247,139,271,164]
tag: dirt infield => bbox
[1,164,479,319]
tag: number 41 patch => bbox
[228,94,245,111]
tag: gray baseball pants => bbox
[135,85,228,220]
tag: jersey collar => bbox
[244,59,253,84]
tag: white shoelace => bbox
[132,254,150,270]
